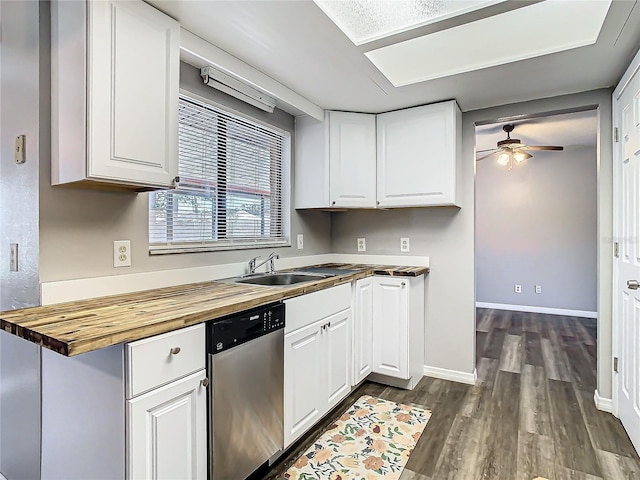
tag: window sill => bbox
[149,240,290,255]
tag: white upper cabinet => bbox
[377,101,461,207]
[295,101,461,209]
[295,111,376,208]
[51,0,180,191]
[329,112,377,207]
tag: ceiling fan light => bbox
[497,152,510,166]
[513,152,526,163]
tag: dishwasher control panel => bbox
[207,302,285,354]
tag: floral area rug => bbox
[284,395,431,480]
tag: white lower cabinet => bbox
[372,277,409,379]
[284,319,325,446]
[284,284,352,448]
[126,324,207,480]
[352,277,374,384]
[40,324,207,480]
[127,370,207,480]
[354,275,425,390]
[325,309,352,411]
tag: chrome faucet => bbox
[248,252,279,274]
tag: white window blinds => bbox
[149,95,290,253]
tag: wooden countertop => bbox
[0,264,428,357]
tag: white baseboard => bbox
[594,390,613,413]
[423,365,477,385]
[41,254,430,305]
[475,302,597,319]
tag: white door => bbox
[353,278,374,384]
[127,370,207,480]
[329,112,377,208]
[89,0,179,187]
[284,320,323,448]
[324,309,352,411]
[615,53,640,453]
[372,277,409,379]
[376,101,459,207]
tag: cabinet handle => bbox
[327,322,331,328]
[170,347,181,355]
[401,282,406,287]
[174,176,180,184]
[332,201,336,206]
[201,378,209,388]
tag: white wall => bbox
[476,140,597,313]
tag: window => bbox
[149,95,290,253]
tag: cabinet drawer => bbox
[126,324,205,398]
[285,283,351,333]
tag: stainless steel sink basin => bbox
[226,272,330,287]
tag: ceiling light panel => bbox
[313,0,505,45]
[365,0,612,86]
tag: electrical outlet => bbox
[297,234,304,250]
[535,285,542,294]
[514,284,522,293]
[400,237,410,252]
[113,240,131,268]
[357,238,366,252]
[9,243,18,272]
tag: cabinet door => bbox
[353,278,374,384]
[377,102,459,207]
[127,370,207,480]
[284,320,324,448]
[324,309,352,411]
[329,112,377,208]
[89,0,179,187]
[372,277,410,379]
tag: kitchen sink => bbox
[226,272,330,287]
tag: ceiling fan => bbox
[476,124,564,169]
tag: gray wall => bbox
[475,144,597,312]
[332,198,476,375]
[38,62,331,283]
[331,89,613,398]
[0,1,45,478]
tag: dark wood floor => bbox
[264,309,640,479]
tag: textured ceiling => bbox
[148,0,640,113]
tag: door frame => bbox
[612,47,640,417]
[469,91,612,407]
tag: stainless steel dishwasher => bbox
[207,302,285,480]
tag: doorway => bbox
[474,110,599,394]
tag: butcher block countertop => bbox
[0,264,428,357]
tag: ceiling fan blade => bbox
[476,148,498,153]
[476,150,498,161]
[522,145,564,151]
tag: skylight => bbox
[313,0,505,46]
[364,0,612,86]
